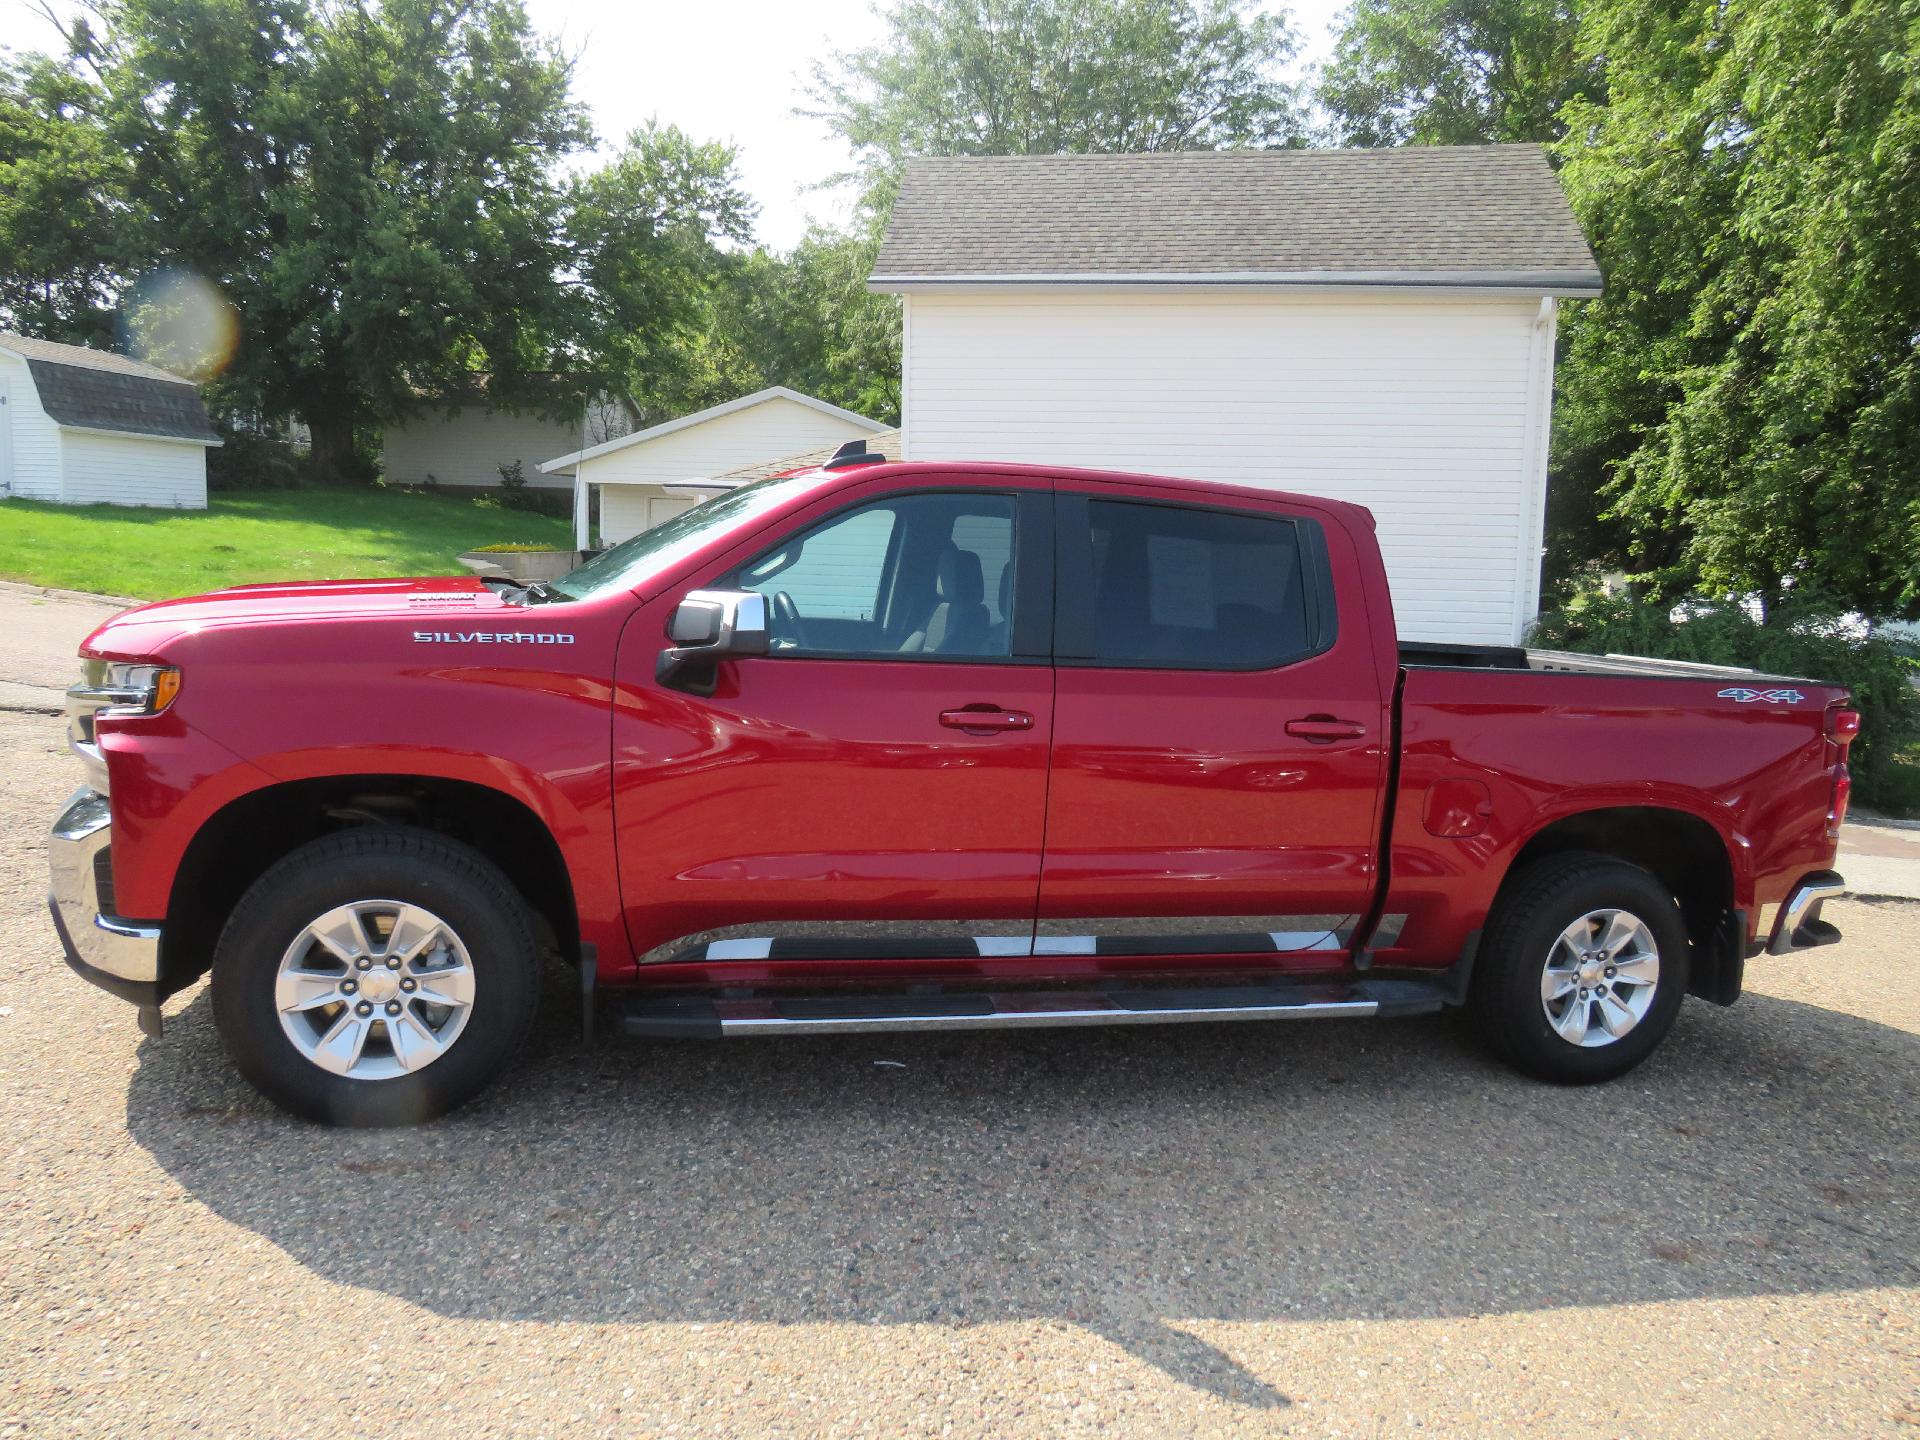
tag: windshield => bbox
[547,471,830,603]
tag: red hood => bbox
[82,576,507,656]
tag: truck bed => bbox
[1398,640,1824,688]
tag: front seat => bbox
[901,547,991,654]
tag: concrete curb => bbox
[0,580,144,608]
[1848,810,1920,834]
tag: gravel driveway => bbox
[1,590,1917,1436]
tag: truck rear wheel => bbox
[1469,852,1690,1084]
[211,828,539,1126]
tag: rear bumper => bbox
[1766,870,1846,955]
[48,787,164,1007]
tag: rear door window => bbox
[1074,499,1325,670]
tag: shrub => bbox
[471,488,570,519]
[206,419,302,490]
[493,458,556,515]
[1530,592,1920,810]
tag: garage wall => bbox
[60,430,209,508]
[902,289,1555,645]
[0,349,64,501]
[586,396,883,544]
[599,489,700,544]
[382,408,589,489]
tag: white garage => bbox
[870,146,1602,645]
[541,386,888,548]
[0,333,219,508]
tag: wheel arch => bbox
[1501,804,1744,1003]
[159,773,580,998]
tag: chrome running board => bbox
[615,978,1452,1040]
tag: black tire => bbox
[1469,851,1691,1084]
[212,828,539,1126]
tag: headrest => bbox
[937,547,984,605]
[998,561,1014,615]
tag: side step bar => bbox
[615,978,1453,1039]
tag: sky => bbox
[3,0,1349,252]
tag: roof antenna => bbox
[823,438,884,470]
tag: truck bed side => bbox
[1373,664,1848,974]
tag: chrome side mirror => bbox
[657,589,769,694]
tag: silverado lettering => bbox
[411,631,576,644]
[48,461,1858,1126]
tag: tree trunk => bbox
[302,410,359,484]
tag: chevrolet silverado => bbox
[50,452,1856,1125]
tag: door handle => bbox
[940,706,1034,733]
[1285,716,1367,743]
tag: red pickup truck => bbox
[51,455,1856,1126]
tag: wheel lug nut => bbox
[1605,966,1616,978]
[1579,987,1590,998]
[385,1001,401,1016]
[400,978,416,993]
[341,980,357,995]
[386,957,400,970]
[356,958,371,971]
[355,1001,373,1017]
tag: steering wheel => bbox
[769,590,811,650]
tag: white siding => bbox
[902,289,1551,645]
[382,408,590,489]
[584,396,880,544]
[0,349,64,501]
[599,490,699,545]
[60,430,208,508]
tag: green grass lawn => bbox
[0,488,574,600]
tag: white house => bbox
[381,387,635,492]
[0,333,220,508]
[540,386,888,548]
[870,145,1603,645]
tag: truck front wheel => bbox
[211,828,540,1126]
[1470,853,1690,1084]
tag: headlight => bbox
[69,661,182,717]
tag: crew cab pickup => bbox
[50,457,1857,1125]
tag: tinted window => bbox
[734,493,1017,659]
[1085,500,1312,669]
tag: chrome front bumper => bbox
[48,787,163,1005]
[1766,870,1846,955]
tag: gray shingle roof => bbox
[871,145,1600,293]
[0,332,221,443]
[710,428,902,486]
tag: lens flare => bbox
[122,270,240,383]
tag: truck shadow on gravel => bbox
[124,963,1920,1410]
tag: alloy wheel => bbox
[1539,907,1660,1048]
[274,900,476,1080]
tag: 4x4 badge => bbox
[1718,686,1804,704]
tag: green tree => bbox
[1317,0,1595,147]
[0,52,127,345]
[87,0,594,477]
[679,229,903,426]
[565,121,759,427]
[1555,0,1920,617]
[809,0,1306,217]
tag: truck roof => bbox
[775,457,1380,530]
